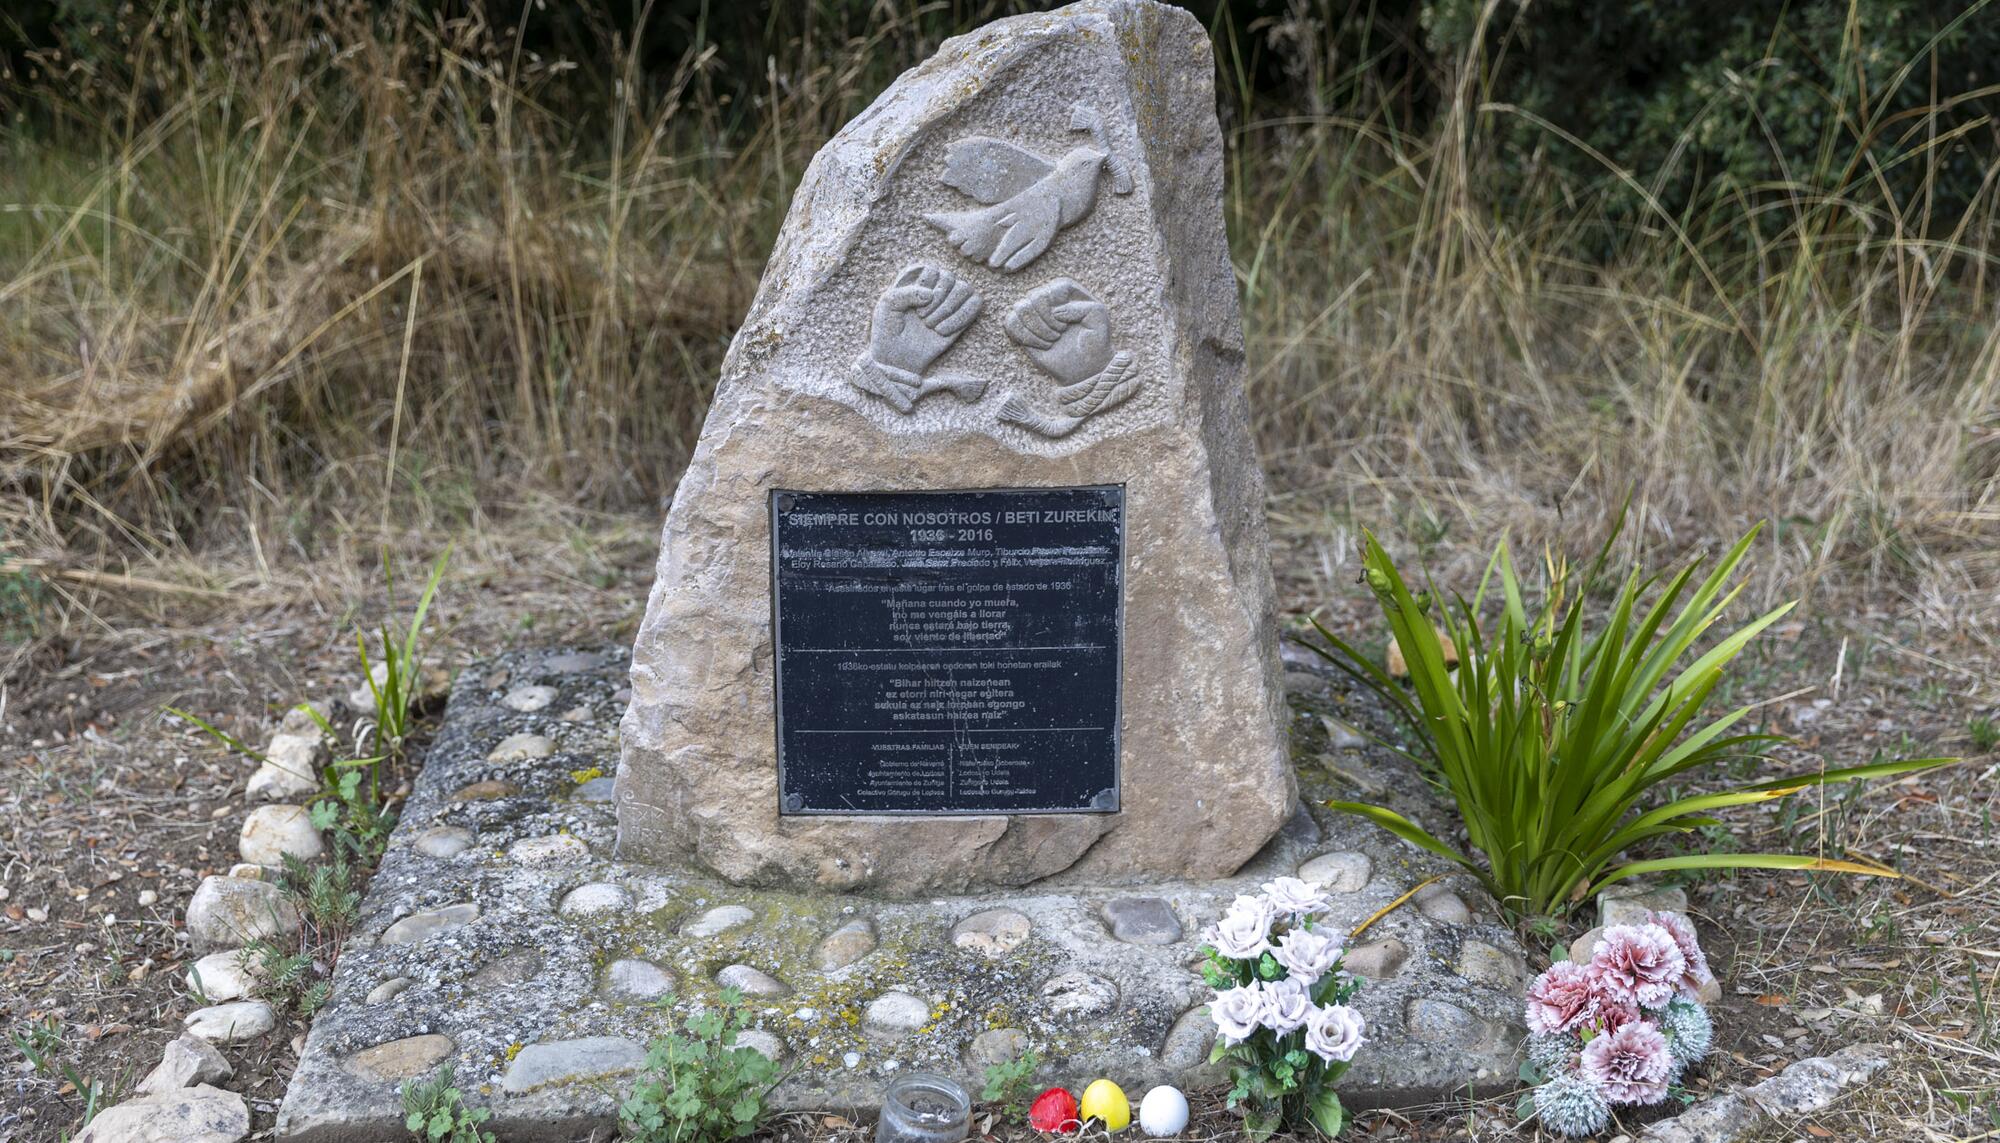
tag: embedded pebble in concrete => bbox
[186,1000,277,1043]
[1042,971,1118,1017]
[412,825,475,858]
[488,733,555,763]
[472,951,542,987]
[187,949,261,1002]
[560,706,593,723]
[504,685,558,713]
[380,903,479,946]
[238,804,325,866]
[508,835,590,866]
[1159,1008,1220,1073]
[544,651,602,673]
[559,882,630,918]
[952,908,1032,957]
[344,1034,454,1084]
[864,992,930,1039]
[1415,884,1472,924]
[1456,940,1530,990]
[501,1036,647,1094]
[604,959,675,1000]
[716,964,790,997]
[364,977,411,1005]
[685,905,755,938]
[1321,717,1368,749]
[1406,997,1491,1046]
[451,779,518,802]
[968,1028,1030,1067]
[816,919,878,970]
[1343,938,1409,979]
[736,1029,786,1062]
[1298,850,1372,893]
[574,777,616,803]
[1102,897,1183,945]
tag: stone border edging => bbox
[1636,1043,1892,1142]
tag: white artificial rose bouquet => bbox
[1200,876,1366,1139]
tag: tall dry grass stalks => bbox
[0,2,1995,639]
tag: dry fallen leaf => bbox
[1755,993,1789,1006]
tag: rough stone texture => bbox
[251,716,326,802]
[136,1034,233,1095]
[187,949,262,1002]
[1042,970,1118,1017]
[76,1084,249,1143]
[558,883,629,917]
[277,647,1530,1141]
[412,826,475,859]
[185,1001,277,1043]
[864,992,931,1039]
[239,805,325,866]
[1636,1044,1892,1143]
[489,733,556,763]
[615,0,1293,895]
[365,978,411,1004]
[967,1028,1030,1067]
[1414,884,1472,924]
[604,959,676,1000]
[1344,938,1409,980]
[815,919,878,970]
[509,835,590,866]
[1455,940,1529,991]
[380,903,479,946]
[185,875,300,952]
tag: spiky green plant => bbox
[1306,519,1955,919]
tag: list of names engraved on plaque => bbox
[771,486,1124,814]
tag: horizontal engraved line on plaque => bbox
[770,486,1125,816]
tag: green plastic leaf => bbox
[1308,1089,1346,1138]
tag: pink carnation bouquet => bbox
[1200,877,1366,1139]
[1521,914,1717,1137]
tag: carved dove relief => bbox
[923,105,1132,273]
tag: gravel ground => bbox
[3,517,1996,1141]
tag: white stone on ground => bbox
[503,685,558,713]
[508,835,589,865]
[1298,850,1372,893]
[558,882,630,917]
[238,805,324,866]
[184,876,300,952]
[136,1033,233,1095]
[186,949,261,1002]
[184,1000,276,1043]
[500,1036,646,1094]
[603,959,675,1000]
[75,1083,248,1143]
[380,903,479,945]
[863,992,930,1039]
[411,825,475,858]
[715,964,789,997]
[685,905,755,937]
[1600,883,1689,928]
[487,733,555,763]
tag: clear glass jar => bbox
[875,1072,971,1143]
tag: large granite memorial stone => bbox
[617,0,1293,893]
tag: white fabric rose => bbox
[1204,895,1274,960]
[1209,984,1264,1045]
[1261,876,1331,918]
[1258,976,1314,1036]
[1272,925,1344,986]
[1304,1003,1367,1063]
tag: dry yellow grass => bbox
[0,2,1995,643]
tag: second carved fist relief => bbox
[848,103,1144,439]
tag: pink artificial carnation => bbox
[1593,997,1644,1034]
[1525,961,1601,1035]
[1578,1021,1675,1105]
[1589,924,1687,1010]
[1646,910,1714,997]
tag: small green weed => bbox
[359,546,451,758]
[9,1015,121,1127]
[245,937,331,1018]
[620,989,781,1143]
[980,1048,1042,1121]
[1970,716,1998,755]
[401,1063,495,1143]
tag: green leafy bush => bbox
[401,1063,494,1143]
[620,989,780,1143]
[979,1048,1042,1122]
[1306,520,1954,919]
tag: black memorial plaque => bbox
[771,486,1124,815]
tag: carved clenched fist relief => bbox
[851,263,987,414]
[997,278,1141,439]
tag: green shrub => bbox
[1424,0,2000,248]
[401,1063,494,1143]
[620,989,780,1143]
[1305,517,1955,919]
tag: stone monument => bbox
[617,0,1294,894]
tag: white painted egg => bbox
[1138,1085,1189,1137]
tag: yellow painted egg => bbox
[1080,1079,1131,1132]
